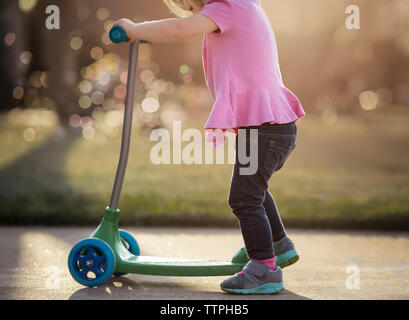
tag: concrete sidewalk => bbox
[0,227,408,300]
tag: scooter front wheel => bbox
[114,230,141,277]
[68,238,116,287]
[118,229,140,255]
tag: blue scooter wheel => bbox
[68,238,116,287]
[119,230,140,255]
[113,230,140,277]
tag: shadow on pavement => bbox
[68,276,311,300]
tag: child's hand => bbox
[113,19,137,41]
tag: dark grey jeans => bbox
[228,122,297,260]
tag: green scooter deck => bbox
[92,208,246,277]
[118,255,245,277]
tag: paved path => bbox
[0,227,408,300]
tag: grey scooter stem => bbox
[109,41,140,210]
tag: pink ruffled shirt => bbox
[199,0,305,145]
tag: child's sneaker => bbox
[231,237,299,269]
[221,260,284,295]
[274,237,299,268]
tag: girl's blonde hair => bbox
[163,0,206,18]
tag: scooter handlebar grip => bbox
[109,26,130,44]
[109,26,150,44]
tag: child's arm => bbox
[114,14,218,43]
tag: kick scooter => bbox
[67,26,247,287]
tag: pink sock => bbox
[239,257,277,275]
[258,256,277,271]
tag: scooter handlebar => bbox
[109,26,149,44]
[109,26,129,43]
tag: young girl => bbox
[114,0,305,295]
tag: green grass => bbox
[1,108,409,230]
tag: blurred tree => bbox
[0,0,26,111]
[31,0,82,126]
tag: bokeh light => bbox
[69,114,82,128]
[4,33,16,46]
[101,32,111,46]
[20,51,32,65]
[103,98,116,111]
[114,85,126,99]
[70,37,83,50]
[97,72,111,86]
[40,72,48,88]
[90,47,104,60]
[179,64,190,75]
[80,116,93,129]
[82,127,95,140]
[29,71,43,88]
[18,0,38,13]
[79,96,92,109]
[23,127,36,142]
[96,8,110,21]
[105,110,124,128]
[359,91,378,111]
[141,97,160,113]
[140,69,155,84]
[79,80,93,94]
[91,91,105,105]
[12,87,25,100]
